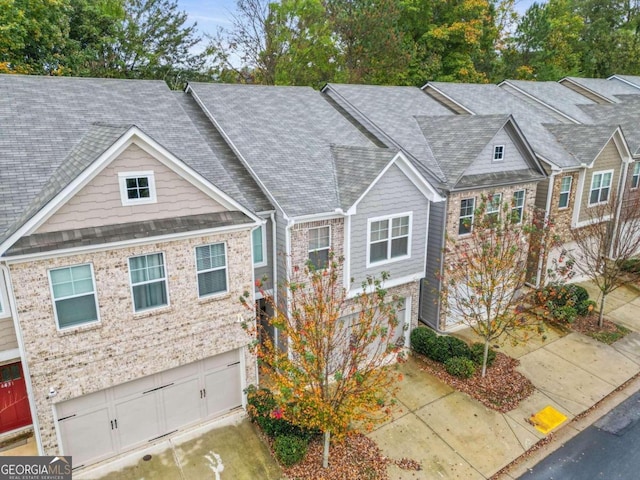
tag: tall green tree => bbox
[0,0,71,74]
[502,0,582,80]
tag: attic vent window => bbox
[493,145,504,162]
[119,171,157,206]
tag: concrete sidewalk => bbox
[368,283,640,479]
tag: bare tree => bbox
[569,190,640,327]
[442,196,558,376]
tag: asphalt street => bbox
[519,388,640,479]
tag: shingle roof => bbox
[188,83,394,217]
[7,211,252,256]
[331,145,397,210]
[563,77,640,102]
[427,82,580,168]
[544,124,620,165]
[415,115,511,188]
[0,75,260,244]
[324,84,452,184]
[501,80,597,123]
[579,99,640,155]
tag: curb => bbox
[491,372,640,479]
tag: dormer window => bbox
[493,145,504,162]
[119,171,157,206]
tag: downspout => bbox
[0,263,44,455]
[537,171,557,287]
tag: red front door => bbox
[0,362,31,433]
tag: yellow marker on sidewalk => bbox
[529,406,568,434]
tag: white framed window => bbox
[252,226,267,267]
[589,170,613,206]
[459,198,475,236]
[632,162,640,189]
[118,171,157,206]
[558,176,572,209]
[493,145,504,161]
[367,213,412,266]
[49,264,99,329]
[512,190,525,223]
[195,243,228,298]
[308,226,331,270]
[128,253,168,312]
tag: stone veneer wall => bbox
[290,218,345,285]
[9,229,256,455]
[548,171,581,244]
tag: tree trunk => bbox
[322,430,330,468]
[481,339,490,377]
[599,294,606,328]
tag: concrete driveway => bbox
[77,415,282,480]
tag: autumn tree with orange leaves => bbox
[244,254,405,469]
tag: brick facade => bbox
[548,171,581,243]
[9,229,256,454]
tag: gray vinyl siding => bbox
[253,215,273,292]
[349,163,429,287]
[465,129,531,177]
[535,177,550,210]
[0,317,18,352]
[274,210,289,310]
[419,200,446,329]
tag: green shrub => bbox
[274,434,308,467]
[579,299,598,316]
[424,335,472,363]
[572,285,589,305]
[410,326,437,356]
[245,386,310,439]
[469,342,496,367]
[621,258,640,273]
[444,356,476,378]
[555,305,578,324]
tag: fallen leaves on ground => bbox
[570,314,630,344]
[282,433,390,480]
[413,352,534,412]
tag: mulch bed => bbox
[568,314,630,344]
[413,352,535,412]
[278,433,420,480]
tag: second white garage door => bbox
[56,349,243,469]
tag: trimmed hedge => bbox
[245,385,310,439]
[410,326,437,357]
[444,356,476,378]
[469,342,496,367]
[274,434,308,466]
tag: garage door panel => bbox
[203,349,238,372]
[162,377,201,432]
[56,389,108,418]
[58,406,116,467]
[115,394,162,450]
[160,361,200,384]
[204,364,241,417]
[112,375,155,400]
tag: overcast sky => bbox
[177,0,542,40]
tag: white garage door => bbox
[56,350,242,469]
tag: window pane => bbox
[459,218,472,235]
[590,188,600,205]
[138,177,149,188]
[309,249,329,270]
[370,242,388,263]
[74,278,94,295]
[56,294,98,329]
[603,172,612,187]
[50,268,72,285]
[52,282,74,298]
[133,281,167,311]
[370,221,388,242]
[252,227,264,264]
[592,174,602,190]
[391,237,408,258]
[209,243,226,268]
[198,270,227,296]
[559,192,569,208]
[561,176,572,192]
[392,217,409,237]
[601,187,610,202]
[309,227,330,250]
[10,364,20,380]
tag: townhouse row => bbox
[0,73,639,470]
